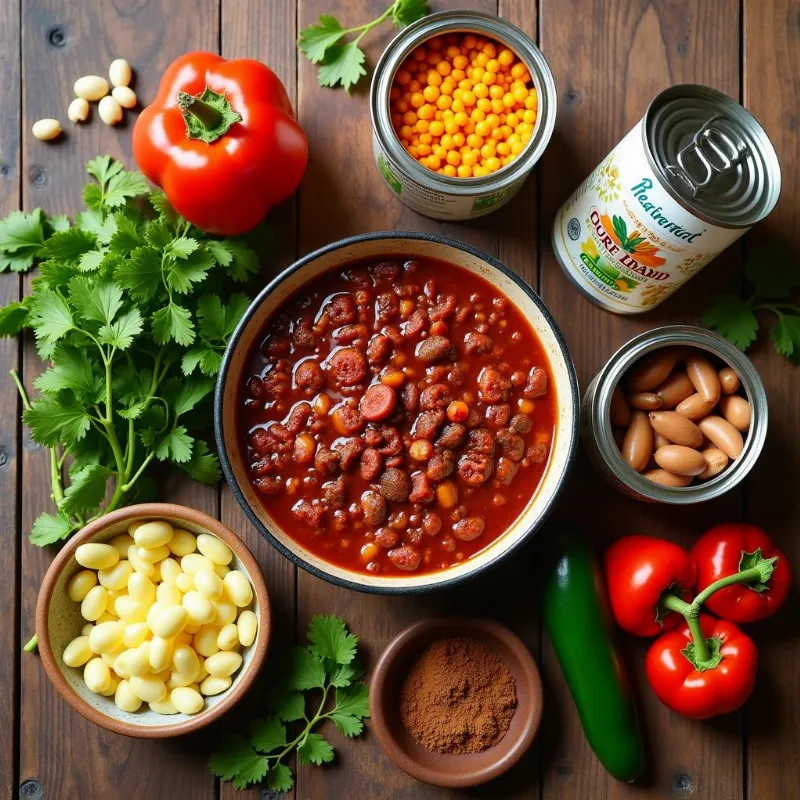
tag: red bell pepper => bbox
[646,614,757,719]
[133,52,308,236]
[604,535,696,636]
[690,523,791,623]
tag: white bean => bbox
[67,97,89,123]
[74,75,109,101]
[109,58,133,88]
[32,119,62,141]
[98,95,123,126]
[112,86,137,109]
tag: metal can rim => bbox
[370,10,557,195]
[641,84,782,230]
[585,325,768,504]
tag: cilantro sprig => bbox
[0,156,262,545]
[703,240,800,364]
[209,615,370,792]
[299,0,430,92]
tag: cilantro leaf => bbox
[318,42,367,92]
[297,733,334,766]
[87,155,124,186]
[149,191,178,222]
[772,313,800,363]
[168,237,199,259]
[330,711,364,737]
[196,295,227,341]
[152,302,195,346]
[208,735,269,790]
[265,764,294,793]
[115,246,163,301]
[392,0,430,26]
[60,464,112,516]
[226,240,260,282]
[30,512,76,546]
[78,250,104,273]
[702,294,759,351]
[35,345,101,398]
[177,440,221,484]
[24,395,91,447]
[334,682,370,720]
[109,214,142,254]
[287,647,327,690]
[308,614,358,665]
[249,716,286,754]
[98,308,144,350]
[29,289,74,349]
[166,247,214,294]
[154,425,193,463]
[174,377,215,417]
[68,278,123,325]
[328,663,355,688]
[198,348,223,376]
[0,209,46,272]
[299,14,345,63]
[104,169,151,209]
[206,239,234,267]
[41,228,97,263]
[0,299,31,336]
[272,691,306,722]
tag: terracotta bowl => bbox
[216,231,579,593]
[369,618,543,788]
[36,503,270,738]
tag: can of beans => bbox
[552,85,781,313]
[582,326,767,503]
[370,10,556,220]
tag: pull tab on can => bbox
[665,115,750,199]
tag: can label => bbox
[552,121,749,313]
[372,132,524,221]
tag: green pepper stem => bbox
[177,91,222,129]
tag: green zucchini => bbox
[540,524,646,782]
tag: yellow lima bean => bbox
[147,603,188,639]
[67,569,97,602]
[149,635,173,672]
[81,585,109,622]
[122,622,149,648]
[172,645,200,679]
[204,650,243,678]
[109,533,134,558]
[133,520,174,549]
[76,543,119,570]
[149,697,179,714]
[128,572,156,603]
[196,533,232,566]
[168,529,197,557]
[217,623,239,651]
[88,620,125,654]
[200,675,232,696]
[193,625,221,658]
[115,595,148,623]
[63,636,93,667]
[237,610,258,647]
[171,686,204,715]
[182,591,215,625]
[115,679,143,712]
[129,675,167,704]
[223,570,253,608]
[84,658,112,694]
[194,568,223,600]
[159,558,182,585]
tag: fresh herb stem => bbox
[23,635,38,653]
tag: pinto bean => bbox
[420,383,452,410]
[359,384,397,421]
[436,423,466,449]
[400,382,420,413]
[328,347,367,386]
[361,490,387,525]
[457,453,493,486]
[367,334,391,365]
[642,469,693,488]
[627,348,679,393]
[496,429,525,461]
[360,447,383,481]
[622,410,653,472]
[422,511,442,537]
[675,393,716,421]
[610,387,632,427]
[495,456,518,485]
[478,367,511,402]
[380,468,412,502]
[485,403,511,427]
[295,360,325,393]
[413,409,445,440]
[388,545,421,571]
[464,331,494,355]
[374,528,399,548]
[653,445,707,477]
[523,367,548,399]
[429,294,457,321]
[467,428,496,456]
[426,450,455,481]
[628,392,662,411]
[698,447,729,480]
[453,516,486,541]
[417,335,456,363]
[509,414,532,434]
[686,353,722,405]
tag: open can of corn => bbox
[370,10,556,220]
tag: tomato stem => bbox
[661,594,711,662]
[177,91,222,128]
[176,87,242,144]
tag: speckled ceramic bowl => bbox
[216,232,579,594]
[36,503,270,738]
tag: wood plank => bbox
[219,0,299,798]
[0,0,21,796]
[538,1,745,798]
[18,2,219,797]
[294,0,541,797]
[742,0,800,796]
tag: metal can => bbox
[582,326,768,504]
[370,11,556,221]
[552,85,781,314]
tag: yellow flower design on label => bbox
[595,155,623,203]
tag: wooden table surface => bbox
[3,0,799,798]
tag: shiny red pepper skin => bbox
[645,614,757,719]
[604,535,697,636]
[691,523,791,623]
[133,52,307,235]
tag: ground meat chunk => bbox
[295,360,325,393]
[478,367,511,403]
[285,402,312,434]
[497,429,525,461]
[428,294,457,321]
[413,409,445,440]
[453,516,486,541]
[322,476,346,508]
[426,450,455,481]
[326,294,357,325]
[246,375,266,401]
[374,528,400,548]
[314,445,340,476]
[417,335,457,363]
[419,383,452,411]
[388,545,421,571]
[467,428,496,456]
[495,456,518,486]
[422,511,442,537]
[409,471,434,504]
[292,316,316,348]
[376,424,403,456]
[526,442,549,463]
[334,437,365,471]
[464,331,494,355]
[485,403,511,428]
[367,334,391,365]
[361,490,387,525]
[327,347,367,386]
[524,366,548,398]
[404,309,428,338]
[262,369,291,400]
[400,382,420,413]
[466,408,483,428]
[334,323,367,344]
[379,468,411,502]
[359,447,383,481]
[264,337,291,358]
[436,423,466,449]
[458,453,494,486]
[376,292,399,322]
[509,413,532,434]
[370,261,400,282]
[254,476,282,496]
[382,325,404,347]
[293,499,326,529]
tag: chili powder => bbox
[399,636,517,754]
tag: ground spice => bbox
[398,635,517,754]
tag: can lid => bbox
[644,85,781,228]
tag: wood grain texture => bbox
[742,0,800,796]
[0,0,21,797]
[219,1,299,798]
[18,2,218,798]
[537,1,745,798]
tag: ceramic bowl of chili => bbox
[369,617,543,788]
[215,231,578,593]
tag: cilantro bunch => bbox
[703,240,800,364]
[0,156,260,545]
[299,0,430,92]
[209,615,370,792]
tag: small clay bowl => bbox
[36,503,270,738]
[370,618,542,788]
